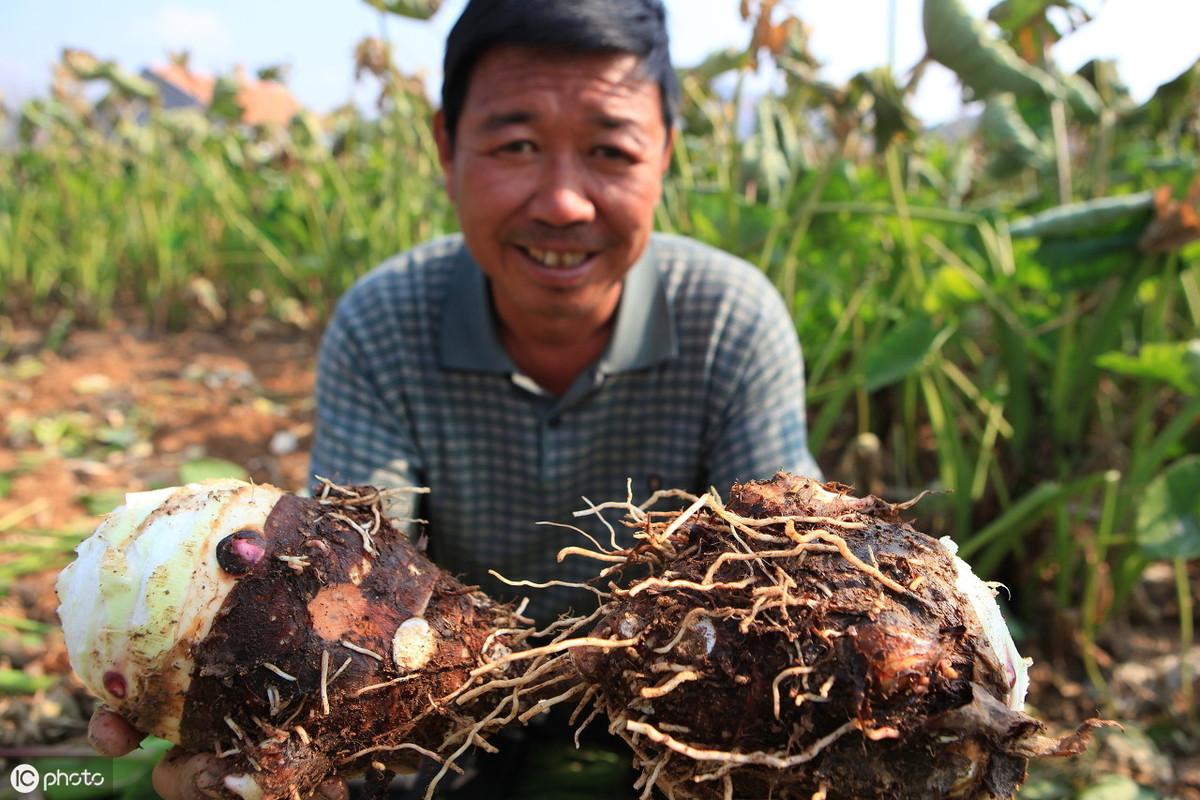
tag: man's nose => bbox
[528,156,596,226]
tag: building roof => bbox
[147,62,302,126]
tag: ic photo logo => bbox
[9,763,39,794]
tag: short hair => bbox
[441,0,679,146]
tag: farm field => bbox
[2,0,1199,797]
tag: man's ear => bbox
[433,110,457,203]
[661,126,675,177]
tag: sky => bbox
[1,0,1198,125]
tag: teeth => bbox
[527,248,588,268]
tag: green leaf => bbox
[0,668,55,694]
[1096,340,1200,395]
[81,488,127,517]
[1136,456,1200,559]
[363,0,442,20]
[1031,231,1141,290]
[863,316,940,392]
[178,458,249,484]
[980,93,1051,177]
[924,0,1057,100]
[923,264,982,315]
[0,473,10,500]
[1078,775,1157,800]
[1009,192,1155,238]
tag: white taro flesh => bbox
[938,536,1031,709]
[55,480,287,743]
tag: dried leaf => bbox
[1138,179,1200,254]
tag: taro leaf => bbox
[980,94,1050,177]
[923,0,1057,101]
[1058,71,1102,122]
[1031,231,1141,291]
[1096,340,1200,396]
[363,0,441,20]
[1136,455,1200,559]
[178,457,249,484]
[1009,192,1154,238]
[863,316,941,392]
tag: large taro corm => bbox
[56,479,532,800]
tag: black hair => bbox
[441,0,679,146]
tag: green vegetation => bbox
[1,0,1198,795]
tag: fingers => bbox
[152,749,227,800]
[87,707,144,757]
[310,777,349,800]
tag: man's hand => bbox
[88,708,348,800]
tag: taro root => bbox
[56,479,532,800]
[464,473,1111,800]
[59,474,1109,800]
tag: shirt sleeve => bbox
[702,278,823,493]
[308,294,423,520]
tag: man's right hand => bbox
[87,708,348,800]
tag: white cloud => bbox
[137,5,233,62]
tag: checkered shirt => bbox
[310,233,821,623]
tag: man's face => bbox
[436,45,673,332]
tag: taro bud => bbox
[56,480,285,743]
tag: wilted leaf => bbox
[1137,180,1200,254]
[863,317,941,392]
[1136,455,1200,559]
[850,67,919,152]
[1096,340,1200,395]
[179,458,249,483]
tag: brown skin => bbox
[434,45,674,395]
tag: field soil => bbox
[0,321,1196,798]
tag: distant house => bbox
[140,62,302,126]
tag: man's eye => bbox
[498,140,536,155]
[593,145,634,162]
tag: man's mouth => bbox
[519,246,596,270]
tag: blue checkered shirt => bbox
[310,233,821,622]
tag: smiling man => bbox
[309,0,821,627]
[89,1,820,797]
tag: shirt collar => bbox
[437,239,677,375]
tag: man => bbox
[89,1,819,796]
